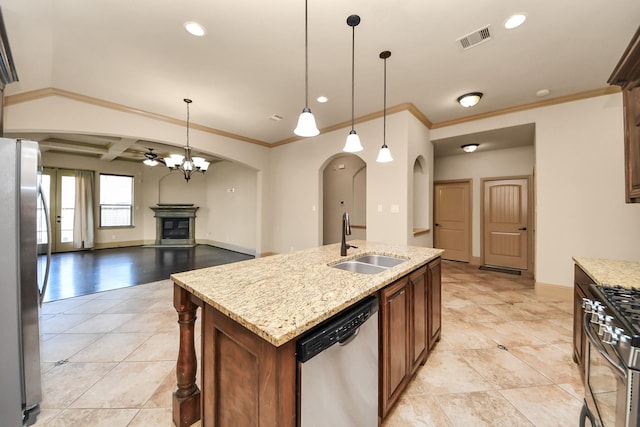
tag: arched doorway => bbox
[322,154,366,245]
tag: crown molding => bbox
[5,86,622,147]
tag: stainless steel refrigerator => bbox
[0,138,48,426]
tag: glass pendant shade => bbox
[143,158,158,167]
[343,130,363,152]
[376,144,393,163]
[294,107,319,137]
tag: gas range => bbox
[581,284,640,426]
[589,285,640,368]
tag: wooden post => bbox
[173,283,201,427]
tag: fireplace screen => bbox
[162,218,190,240]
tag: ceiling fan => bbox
[143,148,165,166]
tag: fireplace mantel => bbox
[150,204,199,247]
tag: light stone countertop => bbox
[171,240,444,347]
[573,256,640,289]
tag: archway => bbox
[322,154,366,245]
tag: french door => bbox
[39,168,77,253]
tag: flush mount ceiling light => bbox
[536,88,550,97]
[461,144,479,153]
[343,14,363,153]
[141,99,210,182]
[316,96,328,103]
[294,0,319,137]
[376,51,393,163]
[504,14,526,29]
[457,92,483,108]
[184,21,206,37]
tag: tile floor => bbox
[33,261,583,426]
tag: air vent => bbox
[457,25,492,50]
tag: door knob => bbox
[518,227,527,231]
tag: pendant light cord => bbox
[304,0,309,107]
[350,24,355,131]
[186,101,190,149]
[383,55,387,146]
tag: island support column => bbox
[173,284,201,427]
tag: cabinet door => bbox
[380,276,409,419]
[624,87,640,202]
[573,264,593,382]
[409,267,427,374]
[427,258,442,349]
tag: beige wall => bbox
[433,145,535,258]
[40,151,258,254]
[5,96,270,253]
[41,152,146,247]
[407,113,434,248]
[431,92,640,288]
[268,111,432,254]
[322,154,367,245]
[11,90,635,288]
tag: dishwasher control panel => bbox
[297,296,378,363]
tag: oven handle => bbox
[584,312,627,379]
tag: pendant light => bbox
[343,14,363,153]
[376,51,393,163]
[293,0,319,137]
[163,99,210,182]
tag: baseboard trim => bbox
[259,252,278,257]
[199,239,256,257]
[535,282,572,302]
[93,240,145,249]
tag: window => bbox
[100,174,134,227]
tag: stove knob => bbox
[582,298,593,311]
[603,325,620,345]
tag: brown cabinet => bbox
[380,258,441,419]
[380,276,410,418]
[608,26,640,203]
[173,256,443,426]
[573,264,594,382]
[427,257,442,349]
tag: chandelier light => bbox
[376,51,393,163]
[141,99,210,182]
[293,0,319,137]
[343,14,363,153]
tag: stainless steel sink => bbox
[354,255,406,268]
[331,261,388,274]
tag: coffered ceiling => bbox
[1,0,639,160]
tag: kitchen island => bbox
[171,241,443,427]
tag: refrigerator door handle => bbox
[38,183,51,306]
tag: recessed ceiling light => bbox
[185,21,206,37]
[504,14,526,29]
[536,89,550,97]
[316,96,328,103]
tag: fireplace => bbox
[150,204,199,246]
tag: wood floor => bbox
[39,245,254,302]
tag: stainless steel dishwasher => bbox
[297,296,379,427]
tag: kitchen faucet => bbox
[341,212,358,256]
